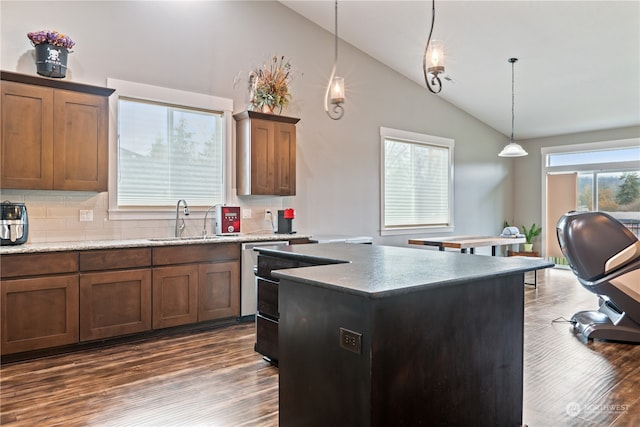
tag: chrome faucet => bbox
[202,205,217,237]
[175,199,190,238]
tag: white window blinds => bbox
[117,98,224,207]
[381,127,454,233]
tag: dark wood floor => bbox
[1,268,639,426]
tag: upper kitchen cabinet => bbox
[234,111,300,196]
[1,71,114,191]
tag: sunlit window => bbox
[547,146,640,167]
[544,140,640,238]
[578,170,640,216]
[107,79,233,219]
[380,127,454,234]
[117,98,224,207]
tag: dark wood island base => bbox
[256,243,552,427]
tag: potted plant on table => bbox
[248,55,293,114]
[521,223,542,252]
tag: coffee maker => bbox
[1,201,29,245]
[278,208,295,234]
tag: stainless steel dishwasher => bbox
[241,240,289,317]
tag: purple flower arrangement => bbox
[27,30,75,50]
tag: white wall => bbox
[1,0,516,248]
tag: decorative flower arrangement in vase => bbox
[248,55,292,114]
[27,30,75,78]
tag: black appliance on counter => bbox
[1,201,29,245]
[278,209,295,234]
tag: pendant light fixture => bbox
[499,58,528,157]
[423,0,445,94]
[324,0,345,120]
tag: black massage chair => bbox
[556,211,640,343]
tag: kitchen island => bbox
[255,243,553,427]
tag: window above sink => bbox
[106,78,234,221]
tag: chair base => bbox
[571,305,640,344]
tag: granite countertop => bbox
[257,243,555,298]
[0,233,311,254]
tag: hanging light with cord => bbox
[423,0,445,94]
[499,58,528,157]
[324,0,345,120]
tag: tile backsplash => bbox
[0,190,287,243]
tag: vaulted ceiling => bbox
[280,1,640,140]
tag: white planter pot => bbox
[523,243,533,252]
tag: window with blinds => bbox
[117,98,224,207]
[106,78,233,220]
[380,127,454,234]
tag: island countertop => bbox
[257,242,553,298]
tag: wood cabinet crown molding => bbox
[1,70,115,97]
[233,110,300,125]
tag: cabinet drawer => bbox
[257,278,278,319]
[1,252,78,278]
[80,248,151,271]
[255,314,278,362]
[153,243,240,266]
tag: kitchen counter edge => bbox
[0,234,311,255]
[257,243,555,298]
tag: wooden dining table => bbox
[408,235,526,256]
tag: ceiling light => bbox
[324,0,344,120]
[499,142,528,157]
[499,58,528,157]
[423,0,445,94]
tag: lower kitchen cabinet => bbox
[0,241,243,358]
[1,274,79,354]
[255,277,280,361]
[79,269,152,341]
[152,265,199,329]
[1,251,79,355]
[152,262,239,329]
[152,243,241,329]
[198,261,240,321]
[255,254,319,364]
